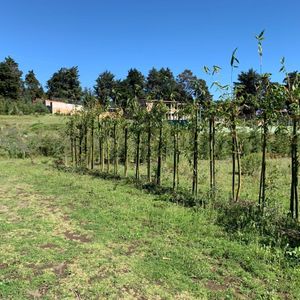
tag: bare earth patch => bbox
[39,243,59,249]
[64,230,92,243]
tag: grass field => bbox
[0,158,299,299]
[0,115,66,134]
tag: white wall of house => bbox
[44,100,83,114]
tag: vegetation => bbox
[0,159,299,299]
[0,30,300,299]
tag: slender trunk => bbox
[124,125,128,177]
[135,130,141,180]
[106,127,110,173]
[209,116,213,190]
[157,123,163,186]
[98,117,104,172]
[70,137,74,165]
[176,128,180,188]
[113,122,118,175]
[84,124,88,167]
[259,113,267,208]
[74,137,78,167]
[147,120,152,182]
[290,118,299,219]
[192,106,198,196]
[235,134,241,201]
[79,127,83,166]
[209,115,216,199]
[173,126,177,190]
[231,114,236,202]
[212,116,216,191]
[91,118,94,170]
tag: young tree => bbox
[152,101,167,185]
[281,62,300,219]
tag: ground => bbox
[0,159,299,299]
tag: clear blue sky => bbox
[1,0,299,97]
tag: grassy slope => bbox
[0,115,66,134]
[0,159,299,299]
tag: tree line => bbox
[0,55,297,118]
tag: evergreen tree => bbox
[24,70,44,101]
[94,71,116,107]
[234,68,261,117]
[47,66,82,103]
[0,56,23,100]
[146,67,177,99]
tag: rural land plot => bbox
[0,159,299,299]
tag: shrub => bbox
[241,153,261,176]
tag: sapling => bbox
[280,59,300,219]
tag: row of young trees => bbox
[64,32,299,221]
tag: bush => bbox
[241,153,261,176]
[0,98,49,115]
[29,133,65,157]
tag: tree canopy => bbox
[0,56,23,100]
[94,71,116,107]
[46,67,82,103]
[24,70,44,101]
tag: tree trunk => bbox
[231,114,236,202]
[113,122,118,175]
[79,126,83,166]
[106,126,110,173]
[173,124,178,190]
[84,124,88,167]
[176,128,180,188]
[91,118,94,170]
[147,120,152,182]
[98,117,104,172]
[124,125,128,177]
[235,134,241,201]
[259,113,267,209]
[74,137,78,167]
[135,130,141,180]
[157,123,163,186]
[192,106,198,197]
[70,137,74,166]
[209,115,217,200]
[290,118,299,219]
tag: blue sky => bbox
[1,0,299,97]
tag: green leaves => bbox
[279,57,286,74]
[255,30,265,41]
[204,65,222,76]
[255,30,265,58]
[212,65,221,75]
[230,48,239,68]
[203,66,210,75]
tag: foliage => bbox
[0,98,49,115]
[24,70,44,101]
[241,153,261,176]
[0,56,23,100]
[94,71,116,107]
[46,66,82,103]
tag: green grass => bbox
[0,158,299,299]
[0,115,67,134]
